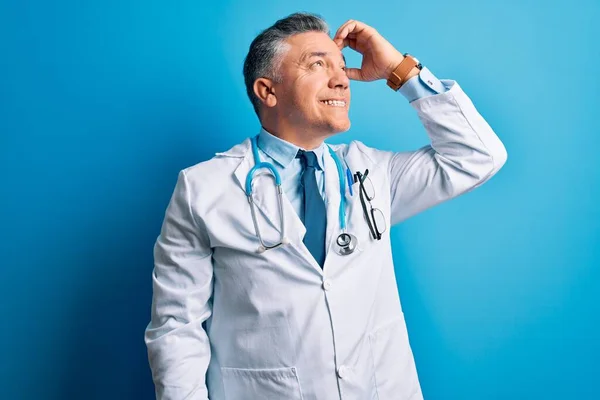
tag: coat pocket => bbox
[221,366,304,400]
[368,318,422,400]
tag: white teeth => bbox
[321,100,346,107]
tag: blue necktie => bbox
[296,150,327,268]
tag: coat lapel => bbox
[339,150,364,233]
[322,146,378,273]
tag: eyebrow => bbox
[300,51,346,65]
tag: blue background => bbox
[1,0,598,399]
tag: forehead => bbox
[283,31,345,62]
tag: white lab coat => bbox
[145,80,507,400]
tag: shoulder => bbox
[183,138,250,177]
[181,138,250,191]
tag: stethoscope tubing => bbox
[245,135,357,255]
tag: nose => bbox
[329,67,350,90]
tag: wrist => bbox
[386,53,422,91]
[404,66,420,82]
[384,52,405,79]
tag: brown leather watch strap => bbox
[386,54,420,91]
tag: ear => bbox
[253,78,277,108]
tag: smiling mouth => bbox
[320,99,347,107]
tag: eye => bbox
[311,60,325,68]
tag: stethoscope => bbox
[245,135,358,256]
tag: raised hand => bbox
[333,19,406,82]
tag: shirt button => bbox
[337,365,349,379]
[322,280,333,291]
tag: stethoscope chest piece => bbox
[335,232,358,256]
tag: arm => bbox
[144,170,213,400]
[333,20,507,225]
[388,80,507,225]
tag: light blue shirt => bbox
[398,66,448,102]
[256,130,327,222]
[257,67,448,219]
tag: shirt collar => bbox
[257,127,326,170]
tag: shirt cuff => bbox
[398,67,448,103]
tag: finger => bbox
[335,22,361,44]
[345,37,358,51]
[344,67,363,81]
[333,19,354,42]
[336,37,358,51]
[334,29,361,50]
[335,19,369,39]
[334,20,371,43]
[333,20,364,47]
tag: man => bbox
[145,12,507,400]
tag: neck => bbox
[261,122,327,151]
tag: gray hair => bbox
[243,12,330,118]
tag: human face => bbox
[274,31,351,138]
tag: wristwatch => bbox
[386,53,423,91]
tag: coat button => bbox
[337,365,349,379]
[322,280,333,291]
